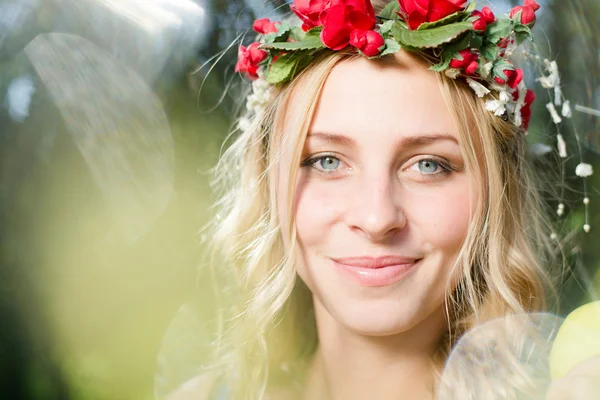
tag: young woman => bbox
[169,1,600,399]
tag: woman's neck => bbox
[302,301,448,400]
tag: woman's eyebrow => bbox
[399,134,459,148]
[306,132,356,146]
[306,132,458,148]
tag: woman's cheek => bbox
[409,183,474,247]
[295,180,343,242]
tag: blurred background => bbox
[0,0,598,399]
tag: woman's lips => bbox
[331,256,421,287]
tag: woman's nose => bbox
[346,173,407,242]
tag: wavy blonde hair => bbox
[204,2,558,398]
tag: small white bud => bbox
[537,76,555,89]
[554,85,562,106]
[466,78,491,97]
[546,103,562,124]
[550,233,557,240]
[583,197,590,205]
[561,100,572,118]
[575,163,593,178]
[499,90,511,103]
[556,134,567,158]
[583,224,591,233]
[445,68,461,79]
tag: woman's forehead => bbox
[308,53,459,144]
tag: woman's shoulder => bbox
[166,373,226,400]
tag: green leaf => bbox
[379,20,395,36]
[379,38,401,57]
[485,19,511,44]
[515,32,529,45]
[266,52,312,84]
[513,23,533,44]
[480,43,498,61]
[393,21,475,48]
[492,59,515,81]
[429,57,452,72]
[443,32,472,53]
[416,4,476,31]
[262,29,324,51]
[262,22,291,44]
[289,26,306,42]
[469,34,483,49]
[379,1,400,20]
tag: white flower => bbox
[514,105,523,127]
[554,85,562,106]
[445,68,460,79]
[252,78,268,93]
[479,62,493,79]
[486,100,506,116]
[238,116,252,132]
[575,163,593,177]
[546,103,562,124]
[537,60,561,91]
[549,61,560,82]
[561,100,572,118]
[557,134,567,158]
[499,90,511,103]
[537,76,555,89]
[466,78,490,97]
[246,93,260,110]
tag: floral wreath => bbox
[234,0,595,233]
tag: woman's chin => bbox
[333,303,425,337]
[322,297,447,339]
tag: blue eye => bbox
[318,156,340,170]
[301,155,341,172]
[417,159,440,174]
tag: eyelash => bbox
[300,154,455,179]
[408,157,455,179]
[300,154,346,175]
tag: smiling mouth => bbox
[331,257,422,287]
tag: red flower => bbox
[253,18,279,34]
[291,0,331,31]
[494,67,524,89]
[481,6,495,22]
[349,29,385,56]
[471,11,487,31]
[450,49,479,75]
[498,37,511,49]
[320,1,377,51]
[464,60,479,75]
[398,0,469,30]
[510,0,540,26]
[235,42,267,80]
[471,6,495,31]
[521,89,535,130]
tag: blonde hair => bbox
[204,5,558,397]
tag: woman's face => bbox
[279,52,478,336]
